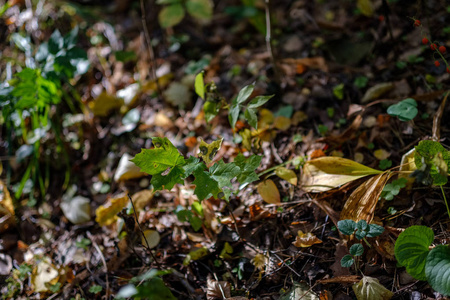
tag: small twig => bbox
[128,194,162,268]
[86,231,109,299]
[140,0,163,101]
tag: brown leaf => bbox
[319,275,361,284]
[340,172,393,222]
[257,179,280,204]
[206,278,231,300]
[292,230,323,248]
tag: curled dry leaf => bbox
[257,179,280,204]
[301,157,382,193]
[340,172,393,223]
[293,230,323,248]
[352,276,393,300]
[206,278,231,300]
[275,167,298,185]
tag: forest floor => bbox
[1,0,450,299]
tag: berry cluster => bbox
[413,18,449,73]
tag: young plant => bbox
[395,225,450,296]
[337,220,384,269]
[157,0,213,28]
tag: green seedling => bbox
[387,98,418,121]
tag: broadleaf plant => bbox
[387,98,418,121]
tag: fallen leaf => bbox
[183,247,209,266]
[114,153,147,182]
[60,195,91,225]
[352,276,393,300]
[89,92,124,117]
[31,257,60,293]
[398,148,416,187]
[275,167,298,185]
[257,179,281,204]
[273,116,291,130]
[95,195,129,226]
[293,230,323,248]
[131,189,154,211]
[357,0,374,17]
[280,281,320,300]
[206,278,231,300]
[361,82,394,103]
[0,179,15,233]
[301,157,382,192]
[374,149,390,160]
[340,172,393,222]
[141,230,160,249]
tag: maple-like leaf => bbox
[234,153,262,185]
[209,160,240,189]
[183,156,204,176]
[151,166,185,190]
[131,137,185,176]
[192,168,221,200]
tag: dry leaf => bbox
[361,82,395,103]
[352,276,393,300]
[293,230,323,248]
[281,57,329,72]
[340,172,393,223]
[280,282,320,300]
[374,149,390,160]
[275,167,298,185]
[89,92,124,117]
[292,111,308,125]
[273,116,291,130]
[432,92,448,140]
[301,157,382,193]
[0,179,15,233]
[31,257,60,293]
[251,253,268,271]
[131,189,154,211]
[114,153,147,182]
[318,115,362,145]
[357,0,374,17]
[60,195,91,225]
[319,275,361,284]
[141,230,160,249]
[206,278,231,300]
[95,195,129,226]
[257,179,281,204]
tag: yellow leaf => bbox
[198,137,223,165]
[31,257,59,293]
[257,179,280,204]
[183,247,209,266]
[89,92,124,117]
[374,149,390,160]
[219,242,233,259]
[398,148,416,188]
[293,230,323,248]
[357,0,374,17]
[275,167,298,185]
[0,179,15,233]
[352,276,393,300]
[95,195,129,226]
[361,82,394,103]
[251,253,268,271]
[273,116,291,131]
[340,172,393,222]
[141,229,160,249]
[131,189,154,211]
[301,157,382,193]
[258,108,274,128]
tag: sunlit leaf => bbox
[31,257,60,293]
[158,4,185,28]
[95,195,129,226]
[257,179,280,204]
[251,253,268,271]
[88,92,123,117]
[194,71,205,99]
[352,276,393,300]
[275,167,298,185]
[183,247,209,265]
[142,230,161,249]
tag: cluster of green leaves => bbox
[387,98,418,121]
[380,178,407,200]
[224,0,266,34]
[413,140,450,186]
[132,137,261,201]
[194,72,273,129]
[116,269,176,300]
[337,219,384,268]
[395,225,450,296]
[157,0,213,28]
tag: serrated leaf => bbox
[275,167,298,185]
[352,276,393,300]
[337,219,357,235]
[234,153,261,185]
[350,244,364,256]
[257,179,280,204]
[131,137,185,176]
[185,0,213,21]
[194,71,205,99]
[236,84,254,104]
[301,157,382,193]
[394,225,434,280]
[341,255,354,268]
[183,156,204,176]
[366,224,384,237]
[209,160,240,189]
[192,169,221,200]
[198,137,223,165]
[158,4,185,28]
[425,245,450,296]
[151,165,185,190]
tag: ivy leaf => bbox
[209,160,240,190]
[192,168,221,200]
[234,153,262,185]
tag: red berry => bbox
[439,45,447,53]
[414,20,421,27]
[378,15,385,22]
[447,67,450,73]
[422,37,429,45]
[435,61,440,67]
[431,43,437,51]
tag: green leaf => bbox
[244,107,258,129]
[194,71,205,99]
[357,220,368,231]
[354,76,369,89]
[158,4,185,28]
[228,100,241,129]
[355,229,367,240]
[333,83,345,100]
[135,277,177,299]
[192,168,221,200]
[380,178,407,200]
[350,243,364,256]
[247,95,273,109]
[151,165,185,190]
[425,245,450,296]
[379,159,392,170]
[48,29,63,54]
[387,98,418,121]
[236,84,254,104]
[234,153,262,185]
[89,285,103,294]
[209,160,240,189]
[337,219,357,235]
[183,156,204,176]
[341,254,354,267]
[204,100,220,122]
[185,0,213,21]
[394,225,434,280]
[414,140,450,186]
[366,224,384,237]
